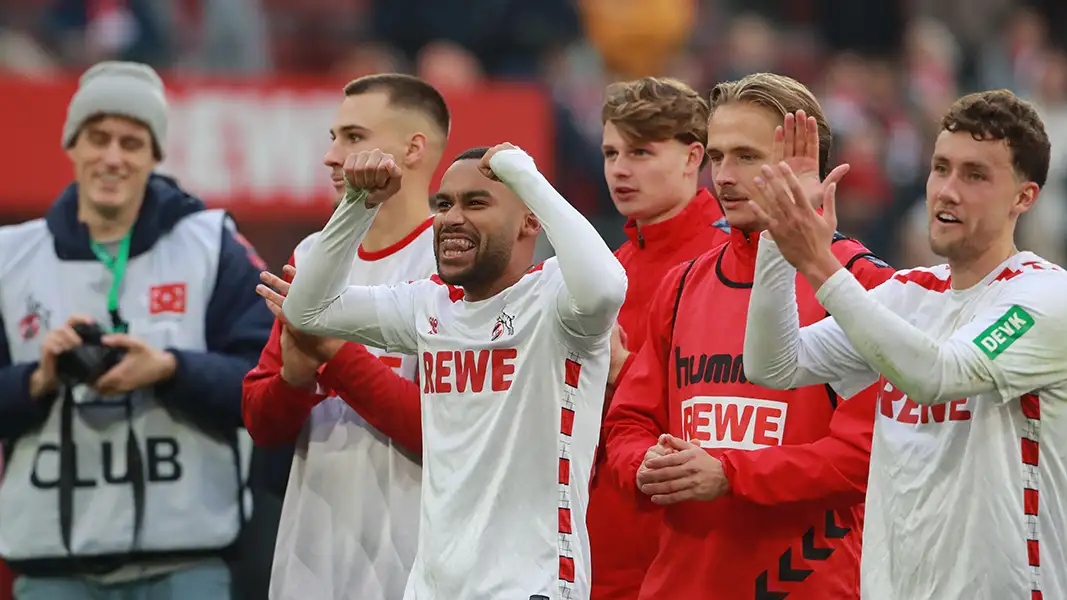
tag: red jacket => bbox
[241,254,423,453]
[590,189,729,600]
[604,229,893,600]
[613,189,728,353]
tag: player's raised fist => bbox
[343,149,404,206]
[479,142,521,181]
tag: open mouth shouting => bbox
[438,234,478,263]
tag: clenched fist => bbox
[343,149,404,206]
[478,142,522,181]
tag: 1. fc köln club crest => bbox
[492,309,515,341]
[19,296,50,341]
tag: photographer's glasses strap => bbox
[89,232,131,334]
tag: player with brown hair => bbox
[604,72,893,599]
[745,89,1067,600]
[242,73,449,600]
[590,76,728,600]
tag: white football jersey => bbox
[280,148,626,600]
[269,219,435,600]
[373,259,609,600]
[827,252,1067,600]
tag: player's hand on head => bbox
[343,149,404,206]
[771,111,850,210]
[479,142,522,181]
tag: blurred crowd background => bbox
[1,0,1065,269]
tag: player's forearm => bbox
[319,344,424,455]
[242,370,321,446]
[721,445,867,508]
[744,241,821,390]
[283,189,388,346]
[603,394,665,495]
[490,149,626,334]
[816,269,993,405]
[604,424,656,496]
[720,392,874,508]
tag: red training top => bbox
[590,189,729,600]
[605,228,893,600]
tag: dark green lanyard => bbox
[88,232,131,333]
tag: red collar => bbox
[623,189,722,251]
[728,226,762,262]
[725,206,824,266]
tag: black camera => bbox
[55,322,126,385]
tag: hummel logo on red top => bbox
[428,317,439,335]
[149,283,187,314]
[676,348,747,386]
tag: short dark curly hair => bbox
[939,90,1051,187]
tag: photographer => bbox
[0,62,271,599]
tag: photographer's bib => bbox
[0,210,251,563]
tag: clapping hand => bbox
[748,162,843,288]
[770,110,850,213]
[636,434,731,505]
[256,265,344,387]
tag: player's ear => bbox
[686,142,705,175]
[403,133,428,168]
[520,212,541,239]
[1012,181,1039,217]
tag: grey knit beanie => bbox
[62,61,169,159]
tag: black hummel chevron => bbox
[801,527,833,561]
[824,510,851,538]
[753,511,854,599]
[779,547,815,582]
[754,571,788,600]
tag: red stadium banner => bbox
[0,75,553,222]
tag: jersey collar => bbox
[623,189,722,251]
